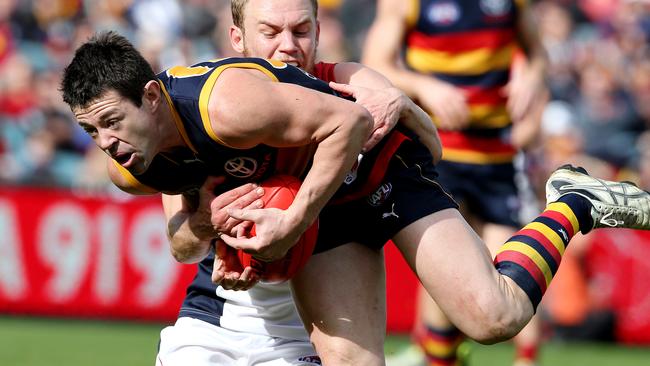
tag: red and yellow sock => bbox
[415,325,465,366]
[494,194,592,309]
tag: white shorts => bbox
[156,317,321,366]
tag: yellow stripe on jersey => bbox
[406,43,516,74]
[198,62,280,147]
[442,149,516,164]
[431,105,510,129]
[546,202,580,235]
[110,159,158,194]
[497,241,553,287]
[406,0,420,29]
[158,80,199,154]
[523,222,567,256]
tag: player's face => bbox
[236,0,319,72]
[73,90,159,175]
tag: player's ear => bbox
[143,80,162,111]
[315,20,320,47]
[230,25,245,53]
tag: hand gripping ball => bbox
[237,175,318,282]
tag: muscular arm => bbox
[506,2,549,125]
[212,67,373,259]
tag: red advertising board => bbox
[0,186,197,321]
[585,229,650,344]
[0,186,418,331]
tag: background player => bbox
[363,0,548,364]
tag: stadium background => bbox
[1,0,650,365]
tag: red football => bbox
[238,175,318,282]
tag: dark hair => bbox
[61,31,156,110]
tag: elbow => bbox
[353,107,374,139]
[168,234,209,264]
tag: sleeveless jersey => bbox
[404,0,526,164]
[111,59,411,340]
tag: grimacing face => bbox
[74,89,160,175]
[233,0,319,72]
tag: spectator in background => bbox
[573,61,645,170]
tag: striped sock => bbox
[494,194,592,309]
[415,325,465,366]
[515,344,539,365]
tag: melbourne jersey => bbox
[404,0,526,164]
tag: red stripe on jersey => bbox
[314,62,337,83]
[495,250,548,293]
[518,228,562,267]
[438,130,515,154]
[540,210,576,238]
[406,28,515,53]
[462,85,508,106]
[331,131,410,205]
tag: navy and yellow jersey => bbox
[111,58,348,195]
[111,57,413,203]
[404,0,527,164]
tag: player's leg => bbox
[483,223,541,366]
[395,164,650,343]
[291,242,387,366]
[394,208,534,343]
[414,285,465,366]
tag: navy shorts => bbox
[435,160,521,228]
[315,138,459,253]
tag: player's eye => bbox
[83,126,98,137]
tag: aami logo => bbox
[427,1,461,26]
[367,182,393,207]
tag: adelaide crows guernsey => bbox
[404,0,527,164]
[111,59,410,340]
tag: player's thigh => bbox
[392,208,532,339]
[291,242,386,364]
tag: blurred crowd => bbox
[0,0,649,340]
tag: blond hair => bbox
[231,0,319,29]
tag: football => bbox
[238,175,318,282]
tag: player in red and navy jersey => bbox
[364,0,549,365]
[61,1,650,365]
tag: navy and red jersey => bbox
[112,57,412,204]
[404,0,527,164]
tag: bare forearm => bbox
[289,112,372,228]
[167,211,213,263]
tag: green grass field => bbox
[2,316,649,366]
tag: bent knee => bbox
[460,299,528,344]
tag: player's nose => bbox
[277,31,299,52]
